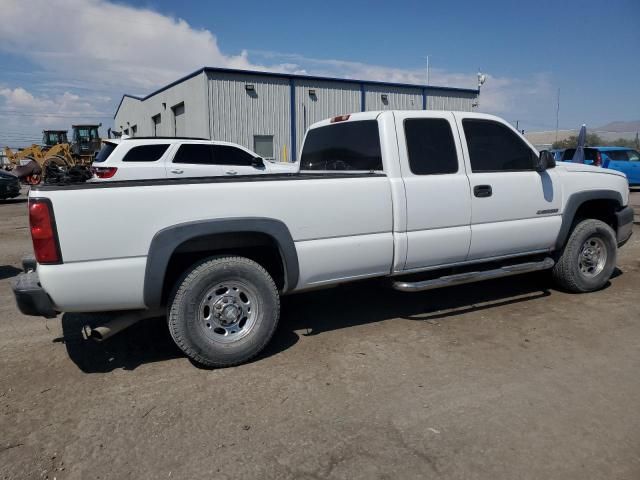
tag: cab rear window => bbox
[301,121,382,171]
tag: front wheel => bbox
[168,256,280,367]
[552,219,617,293]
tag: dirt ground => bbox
[1,188,639,480]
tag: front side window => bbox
[173,144,215,164]
[301,120,382,171]
[122,144,169,162]
[463,119,536,172]
[404,118,458,175]
[213,145,255,166]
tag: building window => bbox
[152,114,161,136]
[130,125,137,137]
[172,102,185,136]
[123,128,129,136]
[254,135,274,160]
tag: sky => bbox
[0,0,638,147]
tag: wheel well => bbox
[161,232,286,305]
[573,199,619,230]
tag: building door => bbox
[172,103,185,136]
[152,114,161,136]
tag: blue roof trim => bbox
[114,66,480,119]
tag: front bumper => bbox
[616,206,634,247]
[11,265,57,318]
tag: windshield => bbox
[94,143,116,163]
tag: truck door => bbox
[395,111,472,270]
[456,115,562,260]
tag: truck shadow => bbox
[0,265,22,280]
[58,270,618,373]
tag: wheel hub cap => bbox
[578,236,607,278]
[198,281,258,343]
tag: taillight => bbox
[29,199,61,264]
[91,166,118,178]
[330,114,350,123]
[595,151,602,167]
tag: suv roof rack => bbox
[122,136,209,141]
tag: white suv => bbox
[91,137,298,181]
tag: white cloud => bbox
[0,0,268,92]
[0,0,555,145]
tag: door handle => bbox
[474,185,492,198]
[170,169,184,174]
[226,170,238,175]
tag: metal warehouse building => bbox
[114,67,479,163]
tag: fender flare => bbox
[555,190,623,249]
[143,217,299,308]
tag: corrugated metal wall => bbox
[114,69,479,163]
[114,73,209,138]
[294,79,361,159]
[426,89,476,111]
[207,72,291,162]
[364,84,422,111]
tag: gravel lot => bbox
[1,188,639,480]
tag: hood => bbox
[557,161,626,178]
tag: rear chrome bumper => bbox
[10,257,57,318]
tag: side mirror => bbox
[251,156,265,168]
[536,150,556,172]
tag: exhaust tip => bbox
[81,324,104,342]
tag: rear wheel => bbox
[552,219,617,292]
[168,256,280,367]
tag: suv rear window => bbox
[122,144,170,162]
[94,143,117,163]
[301,120,382,171]
[561,148,597,161]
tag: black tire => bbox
[552,219,617,293]
[168,256,280,367]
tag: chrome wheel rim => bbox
[198,280,258,343]
[578,236,607,278]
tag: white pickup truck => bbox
[12,111,634,367]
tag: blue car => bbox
[561,146,640,186]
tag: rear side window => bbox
[404,119,458,175]
[122,144,169,162]
[94,143,116,163]
[301,120,382,171]
[212,145,256,166]
[463,120,535,172]
[606,150,639,161]
[173,144,215,164]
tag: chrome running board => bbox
[392,257,555,292]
